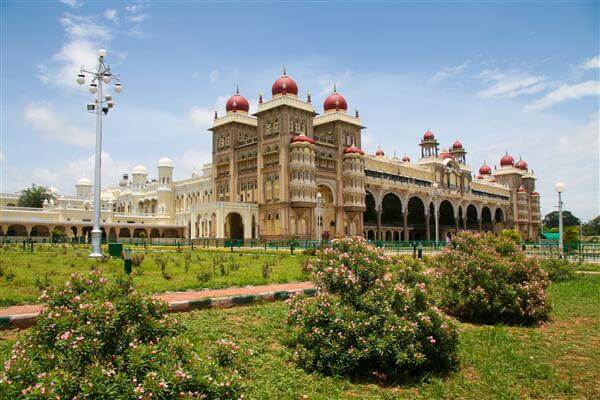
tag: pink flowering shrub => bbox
[434,232,551,325]
[287,237,459,377]
[0,271,246,399]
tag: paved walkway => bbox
[0,281,315,318]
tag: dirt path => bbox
[0,281,315,318]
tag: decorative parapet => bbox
[257,94,315,114]
[210,112,258,129]
[313,111,363,128]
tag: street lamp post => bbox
[316,192,322,241]
[77,49,122,258]
[431,182,441,243]
[555,182,565,258]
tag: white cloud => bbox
[430,61,470,83]
[60,0,84,8]
[188,106,215,128]
[582,55,600,70]
[23,102,94,148]
[525,80,599,111]
[127,14,148,23]
[125,5,142,13]
[477,69,547,98]
[175,148,212,178]
[66,151,131,188]
[209,69,220,82]
[104,9,118,23]
[60,13,112,41]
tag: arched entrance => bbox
[225,213,244,240]
[407,196,426,240]
[439,200,456,240]
[7,224,27,236]
[31,225,50,237]
[466,204,478,230]
[482,207,493,232]
[317,185,336,236]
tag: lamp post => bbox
[77,48,123,258]
[555,182,565,258]
[316,192,322,241]
[431,182,441,243]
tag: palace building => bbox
[0,71,542,242]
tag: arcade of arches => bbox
[363,190,505,241]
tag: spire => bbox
[214,110,218,119]
[333,83,337,93]
[307,91,311,103]
[258,92,263,104]
[355,109,359,118]
[282,66,286,75]
[236,84,239,94]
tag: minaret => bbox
[419,130,439,158]
[157,157,174,216]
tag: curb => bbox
[0,287,317,331]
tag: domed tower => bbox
[516,185,530,238]
[131,165,148,190]
[342,145,366,215]
[289,133,317,206]
[449,140,466,164]
[271,68,299,98]
[419,130,439,158]
[323,85,348,113]
[157,157,174,216]
[75,177,92,198]
[225,86,250,115]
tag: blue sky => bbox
[1,1,598,220]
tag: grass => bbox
[174,274,600,399]
[572,261,600,272]
[0,272,597,398]
[0,244,307,306]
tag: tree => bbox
[563,226,580,243]
[501,229,521,243]
[543,210,580,229]
[17,184,52,208]
[582,216,600,236]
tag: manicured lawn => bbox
[573,261,600,272]
[0,245,307,306]
[174,274,600,399]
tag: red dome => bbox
[402,154,411,162]
[517,185,528,193]
[225,89,250,113]
[272,71,298,96]
[477,174,484,179]
[323,88,348,112]
[531,191,540,196]
[375,148,384,156]
[343,145,365,155]
[290,133,315,144]
[439,152,455,160]
[479,164,492,175]
[500,153,514,167]
[452,140,463,150]
[423,130,435,140]
[515,159,528,170]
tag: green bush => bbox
[539,257,575,282]
[0,271,245,399]
[287,237,459,378]
[435,232,551,325]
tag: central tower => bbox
[255,70,317,239]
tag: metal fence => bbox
[2,236,599,260]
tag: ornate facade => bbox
[0,71,541,242]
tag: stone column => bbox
[455,217,459,233]
[492,220,496,234]
[403,211,409,241]
[376,209,382,241]
[425,212,431,241]
[463,216,467,230]
[478,218,483,232]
